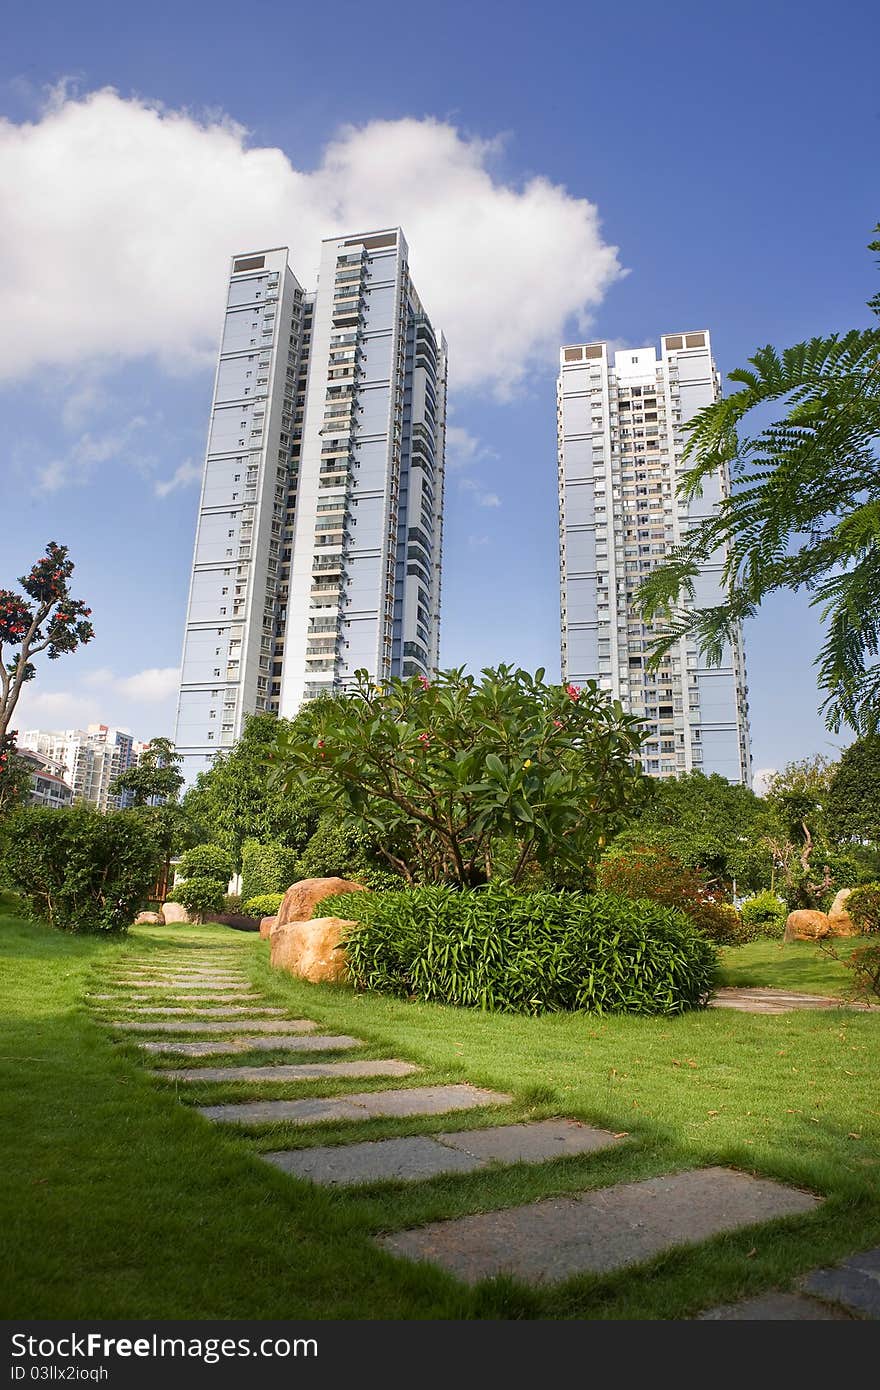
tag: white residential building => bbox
[557,333,752,784]
[18,724,138,809]
[175,228,446,785]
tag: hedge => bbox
[240,840,300,904]
[319,886,718,1016]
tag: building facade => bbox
[15,747,74,809]
[557,333,752,784]
[18,724,137,809]
[175,228,446,786]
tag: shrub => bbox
[597,844,751,942]
[242,892,285,918]
[740,890,788,936]
[847,883,880,933]
[177,843,233,885]
[295,814,401,890]
[240,840,300,904]
[1,803,158,934]
[847,942,880,1001]
[320,886,718,1016]
[223,893,243,914]
[168,877,225,923]
[689,899,756,945]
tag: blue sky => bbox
[1,0,878,783]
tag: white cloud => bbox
[155,459,201,498]
[114,667,180,701]
[0,89,622,395]
[35,416,148,492]
[459,477,501,508]
[753,767,777,798]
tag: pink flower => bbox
[566,684,581,701]
[417,732,430,746]
[417,675,431,689]
[553,718,563,729]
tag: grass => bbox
[719,937,865,995]
[1,894,878,1321]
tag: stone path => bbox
[140,1034,363,1056]
[85,942,877,1316]
[378,1167,821,1285]
[166,1059,420,1084]
[265,1119,622,1187]
[111,1018,318,1034]
[711,987,878,1014]
[199,1083,510,1127]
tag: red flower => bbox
[552,718,563,729]
[566,684,581,701]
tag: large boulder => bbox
[276,877,369,928]
[784,909,829,943]
[259,915,277,940]
[829,888,853,916]
[269,916,356,984]
[827,910,859,937]
[134,910,162,925]
[161,901,190,924]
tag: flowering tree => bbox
[0,542,94,744]
[267,665,648,887]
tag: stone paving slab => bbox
[266,1136,484,1185]
[141,1034,362,1057]
[698,1291,851,1320]
[710,987,878,1014]
[378,1166,821,1286]
[109,979,249,989]
[90,992,262,1003]
[802,1247,880,1319]
[264,1119,620,1187]
[166,1059,420,1083]
[114,1006,286,1017]
[111,1019,317,1034]
[200,1083,511,1127]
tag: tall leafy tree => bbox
[110,736,184,807]
[0,542,94,742]
[268,666,648,887]
[181,712,320,871]
[638,229,880,735]
[825,737,880,847]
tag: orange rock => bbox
[827,910,859,937]
[259,915,277,940]
[269,916,356,984]
[783,910,829,943]
[161,902,190,924]
[134,911,162,925]
[276,877,369,928]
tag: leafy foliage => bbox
[637,229,880,735]
[111,737,184,807]
[323,886,717,1016]
[181,712,320,870]
[825,738,880,846]
[847,882,880,933]
[269,666,648,887]
[0,542,94,742]
[596,844,752,943]
[0,735,34,819]
[609,771,772,893]
[168,876,225,923]
[241,892,285,918]
[176,843,233,885]
[240,840,300,904]
[847,943,880,1002]
[739,890,788,935]
[294,812,401,890]
[1,803,157,933]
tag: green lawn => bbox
[1,895,878,1320]
[719,937,864,995]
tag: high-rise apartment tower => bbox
[557,333,751,784]
[175,228,446,786]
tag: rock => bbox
[161,901,190,924]
[827,910,859,937]
[134,911,162,925]
[259,915,277,940]
[276,877,369,929]
[784,910,829,943]
[829,888,853,917]
[269,916,357,984]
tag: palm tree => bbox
[638,228,880,735]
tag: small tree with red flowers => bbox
[0,542,95,749]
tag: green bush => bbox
[242,892,285,918]
[690,899,756,945]
[176,843,233,885]
[223,893,243,914]
[1,803,158,934]
[740,890,788,936]
[168,877,225,923]
[240,840,300,904]
[847,942,880,1000]
[847,882,880,933]
[320,886,718,1016]
[295,814,400,890]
